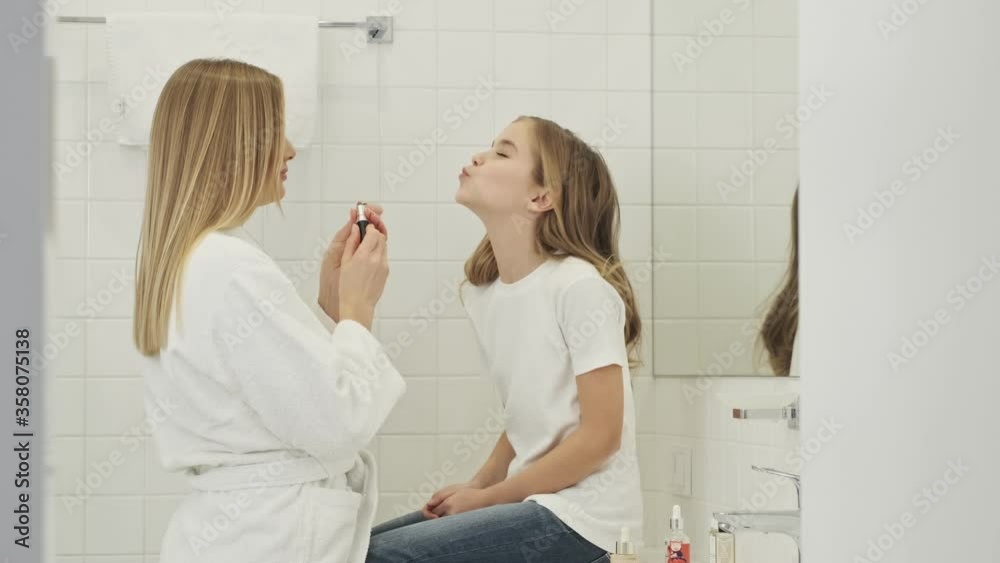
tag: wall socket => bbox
[670,446,693,497]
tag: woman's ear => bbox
[527,189,554,213]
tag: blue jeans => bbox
[366,501,610,563]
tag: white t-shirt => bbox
[461,255,644,554]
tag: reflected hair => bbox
[133,58,285,356]
[463,116,642,368]
[758,187,799,376]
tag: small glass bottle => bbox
[708,518,735,563]
[610,526,639,563]
[665,505,691,563]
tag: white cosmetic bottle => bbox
[708,518,735,563]
[610,527,639,562]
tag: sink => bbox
[714,509,801,560]
[714,466,802,560]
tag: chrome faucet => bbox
[751,465,801,508]
[713,466,802,561]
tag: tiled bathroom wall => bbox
[635,376,802,562]
[42,0,656,560]
[651,0,800,377]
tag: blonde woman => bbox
[133,59,405,563]
[367,117,643,562]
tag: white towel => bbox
[106,13,318,146]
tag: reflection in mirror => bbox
[758,188,798,376]
[652,185,799,377]
[650,1,800,377]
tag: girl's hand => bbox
[318,203,387,322]
[422,480,481,519]
[429,488,496,517]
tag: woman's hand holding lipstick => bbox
[318,203,388,324]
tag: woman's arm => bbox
[431,364,624,515]
[215,259,405,459]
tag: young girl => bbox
[367,116,644,562]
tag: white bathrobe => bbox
[142,226,406,563]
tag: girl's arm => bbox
[470,431,516,487]
[430,365,624,516]
[431,278,628,516]
[425,431,514,516]
[484,364,624,504]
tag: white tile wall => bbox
[495,33,549,89]
[85,497,145,553]
[88,202,143,258]
[492,0,549,32]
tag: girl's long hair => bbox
[758,187,799,376]
[464,116,642,368]
[133,58,285,356]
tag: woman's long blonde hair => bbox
[758,187,799,376]
[133,59,285,356]
[464,116,642,368]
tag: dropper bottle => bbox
[665,505,691,562]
